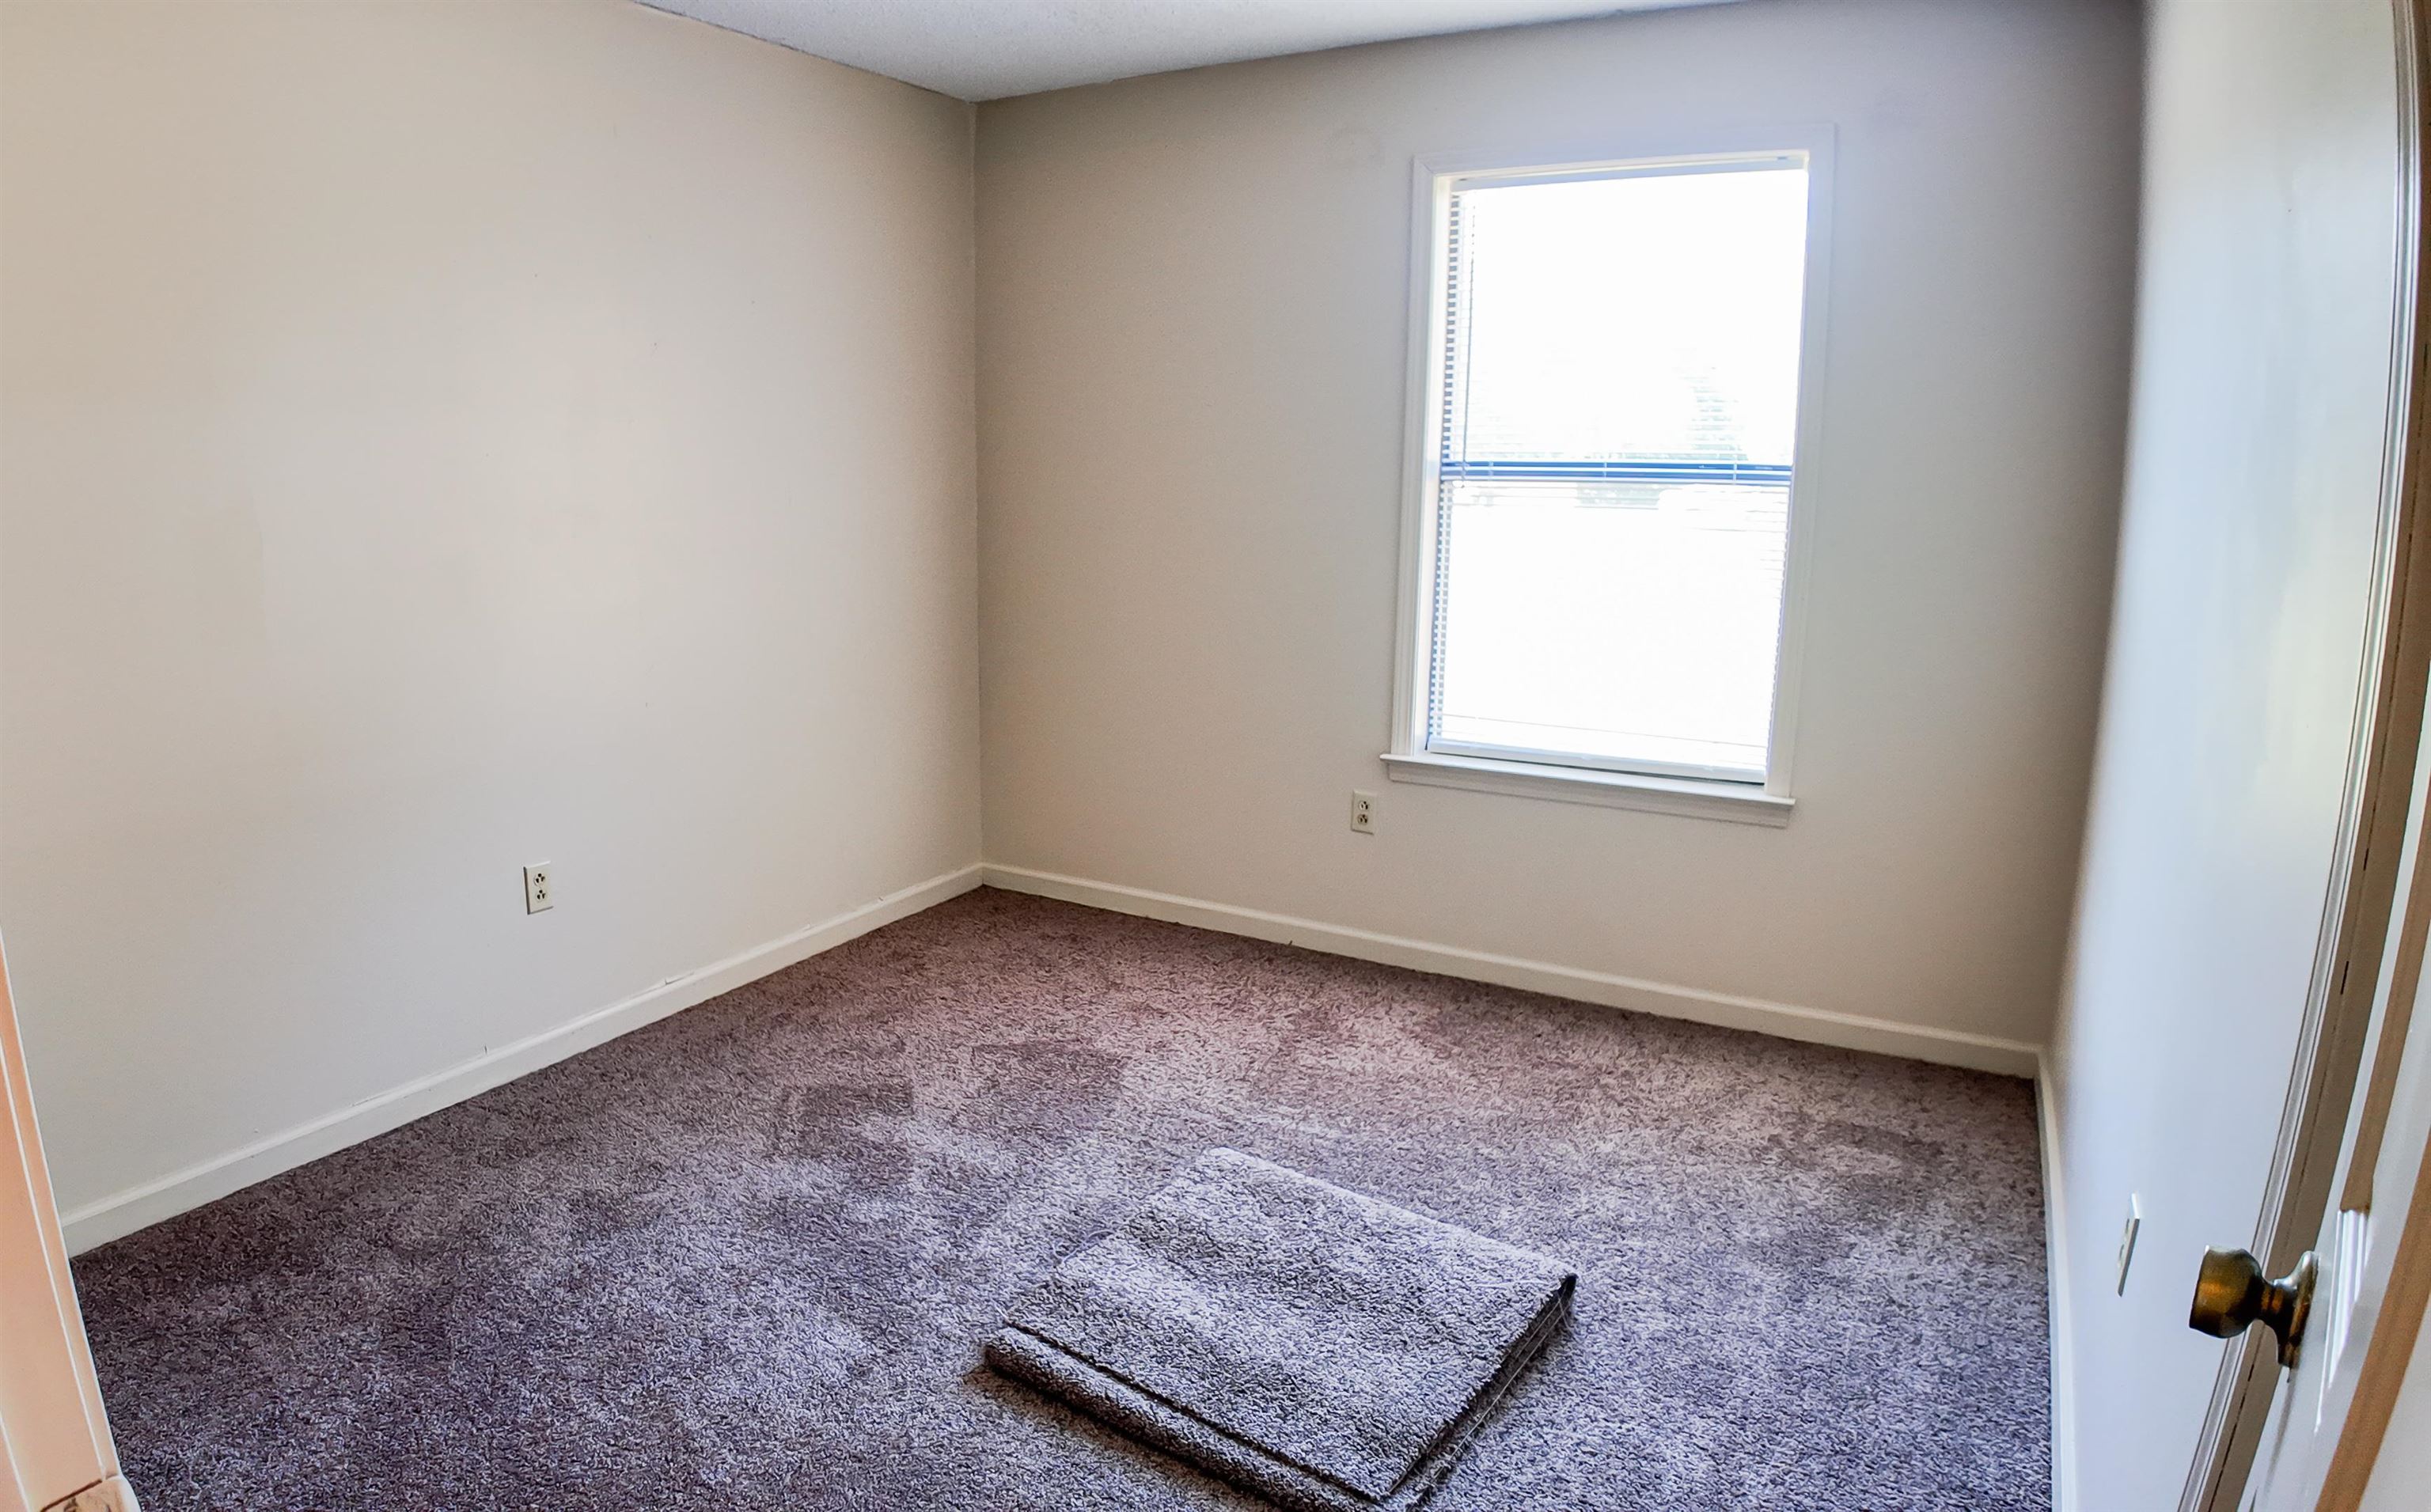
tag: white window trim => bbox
[1382,129,1836,827]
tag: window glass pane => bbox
[1430,164,1809,782]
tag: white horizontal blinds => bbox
[1427,160,1811,783]
[1428,188,1477,744]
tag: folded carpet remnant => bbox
[984,1149,1577,1512]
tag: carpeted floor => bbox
[72,888,2050,1511]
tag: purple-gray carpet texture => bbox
[71,888,2050,1511]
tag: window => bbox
[1388,146,1825,823]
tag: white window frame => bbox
[1382,131,1834,828]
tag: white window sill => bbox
[1379,750,1796,828]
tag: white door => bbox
[2242,692,2431,1506]
[0,936,135,1512]
[2048,0,2425,1507]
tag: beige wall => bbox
[0,0,980,1236]
[0,0,2143,1252]
[973,0,2141,1052]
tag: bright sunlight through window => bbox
[1419,155,1813,786]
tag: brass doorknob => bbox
[2188,1246,2318,1368]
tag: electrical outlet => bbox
[524,863,554,915]
[1350,790,1377,835]
[2115,1194,2142,1294]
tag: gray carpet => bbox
[71,887,2051,1510]
[986,1147,1576,1511]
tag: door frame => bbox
[2183,0,2431,1504]
[0,934,134,1512]
[2289,674,2431,1501]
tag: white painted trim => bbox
[1385,127,1837,814]
[1381,749,1795,825]
[57,863,984,1255]
[980,864,2041,1078]
[2038,1050,2080,1512]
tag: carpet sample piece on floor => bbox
[986,1148,1576,1512]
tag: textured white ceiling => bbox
[635,0,1731,102]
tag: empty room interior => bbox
[7,0,2431,1509]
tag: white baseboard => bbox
[59,862,984,1255]
[979,864,2043,1078]
[2038,1050,2079,1512]
[61,858,2050,1249]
